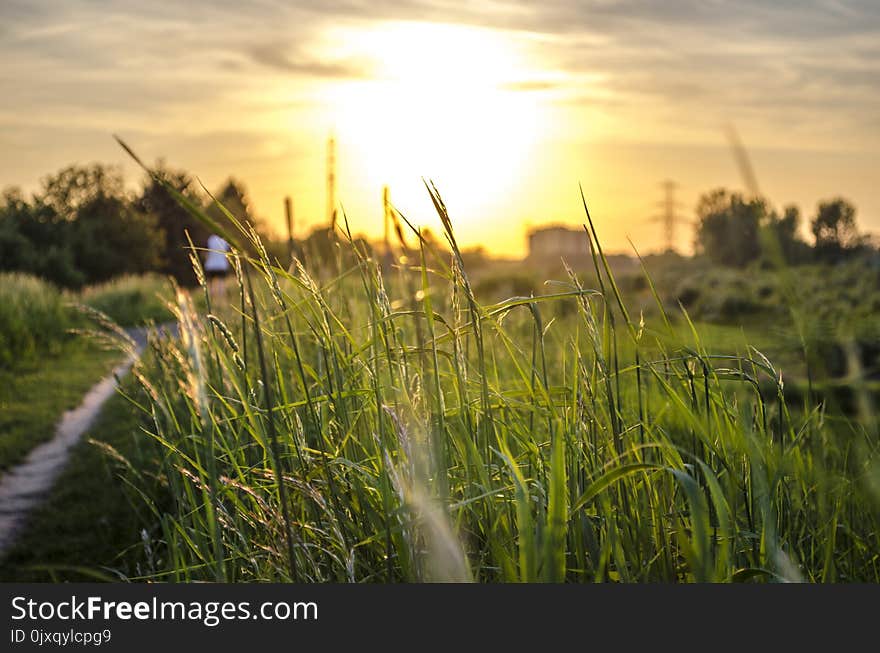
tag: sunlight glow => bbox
[316,21,552,234]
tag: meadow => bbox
[1,175,878,582]
[67,182,874,584]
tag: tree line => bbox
[1,163,876,289]
[694,189,875,267]
[0,163,268,288]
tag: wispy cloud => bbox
[248,43,370,78]
[2,0,878,147]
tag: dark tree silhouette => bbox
[811,198,862,262]
[761,204,810,265]
[135,164,209,285]
[694,189,764,268]
[70,192,164,283]
[1,164,164,287]
[205,178,255,226]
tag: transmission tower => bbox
[326,135,336,229]
[646,180,690,252]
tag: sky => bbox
[1,0,878,256]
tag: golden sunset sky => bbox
[2,1,878,256]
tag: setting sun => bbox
[317,22,551,238]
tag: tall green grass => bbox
[0,271,179,369]
[0,272,71,368]
[119,175,878,583]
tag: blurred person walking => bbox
[204,233,231,301]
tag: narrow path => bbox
[0,325,173,557]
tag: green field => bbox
[68,188,875,583]
[1,188,878,583]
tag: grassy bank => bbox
[0,271,176,373]
[0,342,122,471]
[0,271,175,473]
[0,271,182,580]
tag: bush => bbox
[1,165,165,289]
[0,273,71,367]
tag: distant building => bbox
[526,224,638,273]
[527,225,587,260]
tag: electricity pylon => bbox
[646,180,691,252]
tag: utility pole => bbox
[327,135,336,230]
[284,196,295,262]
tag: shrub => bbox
[0,273,71,367]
